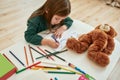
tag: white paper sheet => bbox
[1,20,120,80]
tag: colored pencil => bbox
[16,61,41,74]
[57,66,81,75]
[54,77,58,80]
[34,65,61,69]
[68,63,95,80]
[31,67,60,70]
[41,61,68,67]
[50,78,53,80]
[9,50,25,67]
[44,49,66,62]
[24,46,29,66]
[51,35,59,43]
[3,53,17,68]
[37,47,54,61]
[28,45,34,63]
[45,71,75,74]
[36,49,67,59]
[42,68,61,70]
[30,46,48,59]
[68,63,85,74]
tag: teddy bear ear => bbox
[95,24,102,29]
[106,25,117,38]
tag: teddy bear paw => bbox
[88,52,110,67]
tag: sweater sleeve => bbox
[24,20,43,45]
[63,17,73,29]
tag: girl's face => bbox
[51,15,67,25]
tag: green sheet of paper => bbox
[0,54,15,77]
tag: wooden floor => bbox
[0,0,120,79]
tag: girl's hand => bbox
[41,38,59,48]
[54,25,67,38]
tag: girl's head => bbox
[29,0,71,25]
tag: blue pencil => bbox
[54,77,58,80]
[68,63,95,80]
[9,50,25,67]
[51,35,59,43]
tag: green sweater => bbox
[24,15,73,45]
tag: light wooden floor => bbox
[0,0,120,79]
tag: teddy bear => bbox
[66,24,117,67]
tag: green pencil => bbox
[45,71,76,74]
[16,61,41,74]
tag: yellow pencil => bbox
[41,68,60,70]
[31,66,61,70]
[57,66,81,75]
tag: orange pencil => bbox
[24,46,29,66]
[37,47,54,61]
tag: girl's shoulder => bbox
[28,15,45,24]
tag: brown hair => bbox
[29,0,71,31]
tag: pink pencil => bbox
[37,47,54,61]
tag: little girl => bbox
[24,0,73,48]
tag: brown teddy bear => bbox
[66,24,117,67]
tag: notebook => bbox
[0,54,17,80]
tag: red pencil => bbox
[50,78,53,80]
[27,61,41,69]
[16,61,41,74]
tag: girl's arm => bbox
[24,16,59,48]
[24,20,43,45]
[62,17,73,29]
[54,17,73,38]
